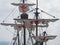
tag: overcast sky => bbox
[0,0,60,45]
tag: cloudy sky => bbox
[0,0,60,45]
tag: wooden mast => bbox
[35,0,39,45]
[23,21,26,45]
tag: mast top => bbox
[20,0,27,3]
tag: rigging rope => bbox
[40,9,56,18]
[2,7,17,22]
[27,8,59,19]
[8,40,12,45]
[6,27,16,35]
[27,30,34,45]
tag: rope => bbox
[27,30,34,45]
[5,28,17,45]
[8,40,13,45]
[40,9,56,18]
[2,7,17,22]
[6,27,16,35]
[28,8,58,19]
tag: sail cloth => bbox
[0,23,23,31]
[11,0,36,12]
[0,19,59,30]
[11,3,36,6]
[14,19,59,27]
[0,22,48,31]
[11,3,35,12]
[33,35,57,42]
[14,19,59,23]
[0,23,37,31]
[14,19,49,30]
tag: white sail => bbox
[11,3,36,6]
[33,35,57,42]
[14,19,59,22]
[13,19,59,27]
[0,23,23,31]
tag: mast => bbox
[17,30,20,45]
[35,0,40,45]
[36,0,43,45]
[23,21,26,45]
[35,0,39,37]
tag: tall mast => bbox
[35,0,44,45]
[35,0,39,38]
[35,0,40,45]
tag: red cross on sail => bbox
[20,4,27,12]
[40,37,48,42]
